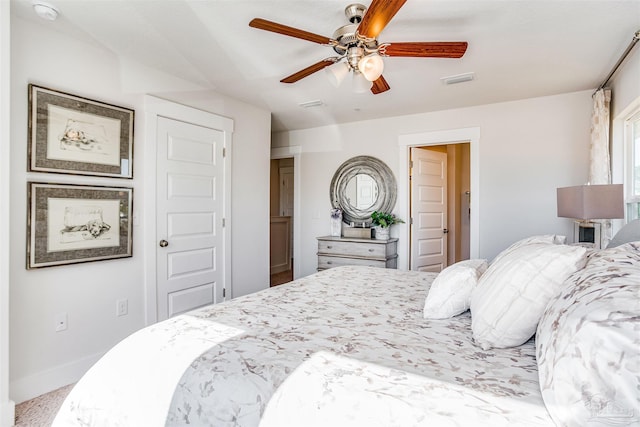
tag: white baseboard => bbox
[0,400,15,427]
[10,351,104,404]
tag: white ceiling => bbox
[11,0,640,132]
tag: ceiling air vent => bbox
[441,72,475,85]
[298,100,324,108]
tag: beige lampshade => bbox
[557,184,624,220]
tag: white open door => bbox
[410,147,448,272]
[156,117,226,320]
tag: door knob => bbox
[159,239,169,247]
[443,229,449,234]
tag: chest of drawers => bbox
[316,236,398,271]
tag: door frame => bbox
[398,127,480,270]
[0,1,15,423]
[143,96,233,325]
[270,146,302,281]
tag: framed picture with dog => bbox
[27,182,133,268]
[28,84,134,178]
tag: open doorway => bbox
[270,158,294,286]
[410,143,471,272]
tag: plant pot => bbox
[374,226,390,240]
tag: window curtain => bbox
[589,88,612,246]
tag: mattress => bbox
[54,265,553,426]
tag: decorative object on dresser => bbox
[370,210,404,240]
[329,208,342,237]
[316,236,398,270]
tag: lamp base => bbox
[574,220,601,249]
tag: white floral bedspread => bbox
[54,266,553,426]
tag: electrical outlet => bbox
[55,312,67,332]
[116,299,128,317]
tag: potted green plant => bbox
[370,211,404,240]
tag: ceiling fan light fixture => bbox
[352,70,373,93]
[358,53,384,82]
[325,61,350,88]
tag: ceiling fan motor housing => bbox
[344,4,366,23]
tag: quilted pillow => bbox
[470,243,587,350]
[490,234,567,265]
[423,259,488,319]
[536,242,640,427]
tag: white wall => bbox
[274,90,594,277]
[0,2,15,425]
[9,15,270,403]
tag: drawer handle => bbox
[327,261,332,264]
[326,245,332,249]
[368,248,374,252]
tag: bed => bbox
[53,237,640,427]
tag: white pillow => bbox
[423,259,488,319]
[491,234,566,266]
[470,243,587,350]
[536,242,640,427]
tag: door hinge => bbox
[410,217,414,225]
[223,147,226,157]
[222,218,226,227]
[223,288,226,298]
[409,160,414,169]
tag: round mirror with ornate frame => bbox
[330,155,397,225]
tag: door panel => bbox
[168,283,215,318]
[279,167,294,217]
[411,148,448,272]
[157,117,225,320]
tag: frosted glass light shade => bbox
[325,61,349,88]
[358,54,384,81]
[352,71,373,93]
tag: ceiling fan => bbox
[249,0,468,95]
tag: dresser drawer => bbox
[317,255,388,269]
[318,240,386,258]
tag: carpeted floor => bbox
[14,383,74,427]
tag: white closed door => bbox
[156,117,225,320]
[410,147,448,272]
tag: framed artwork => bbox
[28,84,134,178]
[27,182,133,269]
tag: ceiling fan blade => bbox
[371,75,390,94]
[357,0,407,39]
[249,18,334,45]
[380,42,468,58]
[281,59,337,83]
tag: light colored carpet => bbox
[15,384,74,427]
